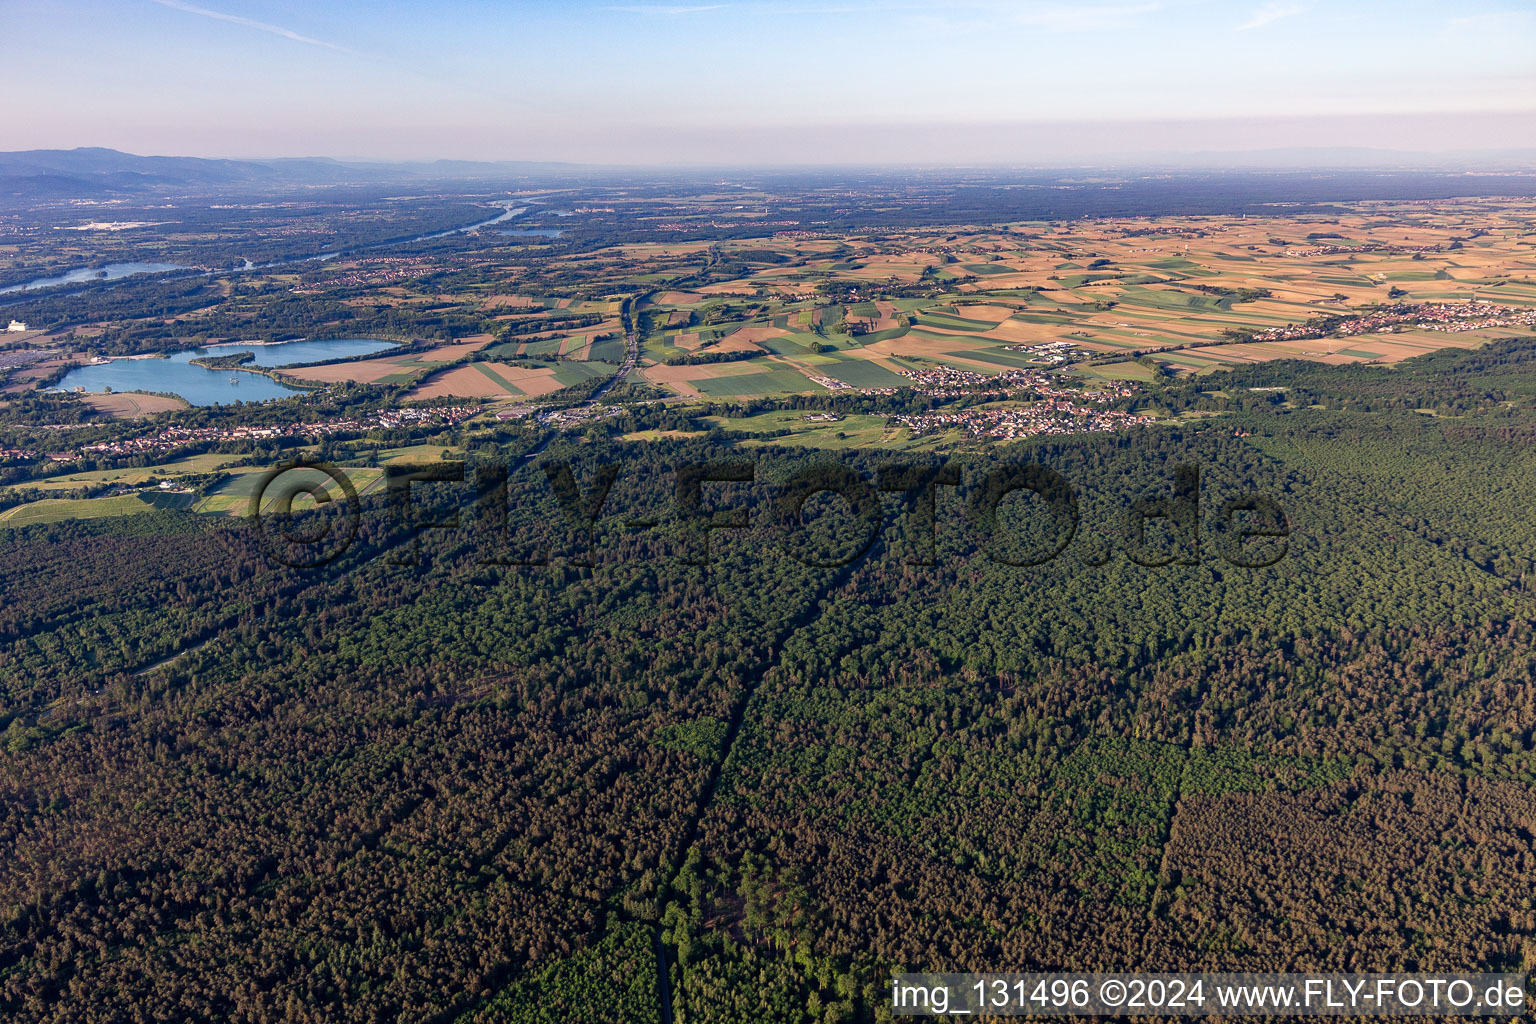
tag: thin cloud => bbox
[149,0,354,52]
[897,2,1162,37]
[599,0,1161,27]
[1448,9,1534,29]
[606,1,1165,27]
[1011,2,1161,30]
[1237,2,1303,31]
[674,1,1162,24]
[604,4,727,13]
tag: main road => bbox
[587,293,641,405]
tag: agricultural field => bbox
[699,411,914,449]
[407,362,566,400]
[194,465,388,516]
[0,452,246,493]
[0,490,195,527]
[599,199,1536,397]
[24,194,1526,416]
[81,392,189,418]
[280,335,496,387]
[191,447,464,515]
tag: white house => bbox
[6,320,27,332]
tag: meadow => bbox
[602,199,1536,398]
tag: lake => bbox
[199,337,398,367]
[1,261,188,293]
[54,337,399,406]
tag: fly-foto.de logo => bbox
[252,458,1290,571]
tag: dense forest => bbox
[5,341,1536,1021]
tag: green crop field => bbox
[472,363,525,395]
[553,362,614,385]
[588,337,629,363]
[196,465,397,516]
[701,411,905,449]
[0,453,248,494]
[944,348,1043,369]
[815,358,908,388]
[0,492,193,527]
[693,367,825,397]
[912,311,996,332]
[1077,360,1160,382]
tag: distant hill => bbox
[0,148,587,202]
[5,146,1531,207]
[1129,146,1536,170]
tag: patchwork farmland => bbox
[189,199,1536,408]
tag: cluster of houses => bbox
[902,365,1133,400]
[895,399,1153,440]
[371,406,476,429]
[52,406,477,462]
[1281,242,1452,258]
[1248,301,1536,344]
[1412,302,1536,333]
[890,365,997,393]
[319,256,438,288]
[492,404,623,426]
[863,362,1150,439]
[793,359,1148,439]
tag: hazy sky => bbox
[3,0,1534,163]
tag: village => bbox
[1245,301,1536,344]
[9,405,478,464]
[894,398,1153,440]
[874,363,1152,439]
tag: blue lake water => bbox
[200,337,398,367]
[500,228,565,238]
[1,261,188,293]
[54,337,399,406]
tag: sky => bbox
[2,0,1534,164]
